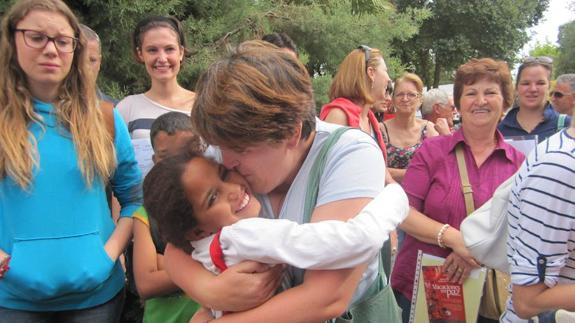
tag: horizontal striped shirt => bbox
[503,129,575,322]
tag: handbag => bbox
[454,144,510,321]
[304,127,402,323]
[460,173,515,273]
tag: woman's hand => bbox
[210,261,283,311]
[104,217,133,261]
[164,243,283,312]
[442,227,480,283]
[442,252,479,284]
[0,249,10,279]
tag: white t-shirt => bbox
[258,120,386,305]
[116,93,191,139]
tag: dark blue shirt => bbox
[498,103,572,142]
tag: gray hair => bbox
[556,74,575,92]
[80,24,100,44]
[422,88,449,117]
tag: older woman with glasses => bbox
[381,72,438,184]
[498,56,572,142]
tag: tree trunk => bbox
[433,62,441,89]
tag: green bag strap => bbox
[557,114,568,130]
[302,126,387,306]
[303,126,351,223]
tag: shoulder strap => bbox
[557,114,567,130]
[100,100,115,140]
[455,144,475,215]
[302,127,351,224]
[420,120,429,139]
[382,122,390,141]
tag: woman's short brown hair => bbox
[191,41,316,151]
[453,58,514,111]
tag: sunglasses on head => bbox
[519,56,553,72]
[357,45,372,65]
[523,56,553,65]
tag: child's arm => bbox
[133,217,181,299]
[220,183,408,269]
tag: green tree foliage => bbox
[0,0,424,107]
[528,40,559,78]
[556,20,575,75]
[2,0,425,108]
[529,40,559,59]
[392,0,549,89]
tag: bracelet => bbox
[437,224,450,249]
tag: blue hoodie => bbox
[0,100,142,311]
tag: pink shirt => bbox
[391,129,525,300]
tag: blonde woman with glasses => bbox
[0,0,142,321]
[382,73,438,184]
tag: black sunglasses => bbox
[551,91,570,99]
[357,45,372,65]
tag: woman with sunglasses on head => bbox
[320,46,398,255]
[0,0,142,322]
[320,46,391,159]
[498,57,571,142]
[382,73,439,184]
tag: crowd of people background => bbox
[0,0,574,322]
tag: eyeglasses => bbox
[551,91,571,99]
[357,45,372,66]
[15,29,78,53]
[394,92,420,99]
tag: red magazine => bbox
[422,266,466,323]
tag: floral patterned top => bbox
[382,121,428,169]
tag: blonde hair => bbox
[0,0,115,189]
[394,72,424,95]
[329,47,384,105]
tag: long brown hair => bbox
[329,47,385,105]
[0,0,115,189]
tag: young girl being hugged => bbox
[117,16,195,139]
[0,0,142,321]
